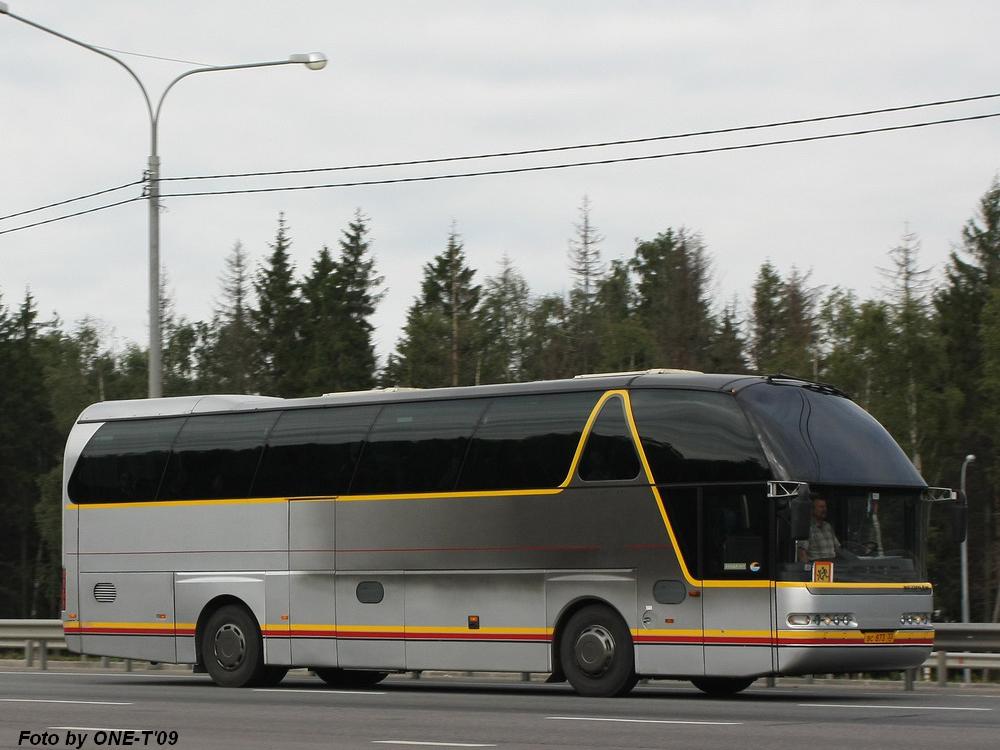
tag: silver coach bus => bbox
[61,371,954,696]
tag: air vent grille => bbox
[93,582,117,603]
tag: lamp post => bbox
[1,4,326,397]
[960,453,975,682]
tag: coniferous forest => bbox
[2,180,1000,623]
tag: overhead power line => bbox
[158,111,1000,199]
[5,89,998,231]
[0,196,141,237]
[2,110,997,238]
[0,179,143,222]
[161,90,1000,182]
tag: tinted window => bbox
[159,412,279,500]
[254,405,378,497]
[578,397,641,482]
[457,391,600,490]
[738,384,924,485]
[631,389,770,484]
[351,399,487,494]
[660,487,699,578]
[702,485,769,579]
[69,418,185,503]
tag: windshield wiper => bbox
[765,372,852,399]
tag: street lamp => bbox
[1,4,326,397]
[960,453,975,682]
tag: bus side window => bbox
[158,411,279,501]
[629,389,770,484]
[578,397,641,482]
[701,485,769,579]
[456,391,600,491]
[253,405,379,498]
[351,399,487,495]
[69,417,186,503]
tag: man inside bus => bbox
[798,495,841,561]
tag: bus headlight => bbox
[900,612,931,626]
[787,613,858,628]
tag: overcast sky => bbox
[2,1,998,370]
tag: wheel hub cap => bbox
[214,624,246,671]
[574,625,615,675]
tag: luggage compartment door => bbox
[78,572,176,662]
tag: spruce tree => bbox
[592,259,649,372]
[751,261,784,372]
[521,294,573,381]
[477,255,530,383]
[300,245,340,394]
[632,227,714,370]
[330,210,382,391]
[389,227,480,387]
[750,263,817,377]
[159,268,198,396]
[252,214,304,396]
[566,196,605,375]
[876,230,946,472]
[706,301,748,373]
[204,241,257,393]
[0,291,58,616]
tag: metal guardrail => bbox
[2,619,999,683]
[0,619,68,670]
[930,622,1000,650]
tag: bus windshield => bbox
[776,486,928,583]
[737,382,924,486]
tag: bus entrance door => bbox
[700,485,775,677]
[701,582,774,677]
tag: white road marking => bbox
[0,670,181,678]
[798,703,992,711]
[372,743,496,748]
[0,698,132,705]
[254,688,386,696]
[547,716,742,726]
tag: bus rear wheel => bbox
[690,676,755,696]
[313,668,389,688]
[559,604,637,697]
[201,604,266,687]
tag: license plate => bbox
[863,632,895,644]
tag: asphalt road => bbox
[1,669,998,750]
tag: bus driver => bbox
[798,495,841,562]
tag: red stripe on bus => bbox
[335,545,601,554]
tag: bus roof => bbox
[76,372,765,423]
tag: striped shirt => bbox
[807,520,840,561]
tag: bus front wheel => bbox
[559,604,637,697]
[690,676,755,696]
[201,604,266,687]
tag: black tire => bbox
[201,604,266,687]
[559,604,637,697]
[690,676,755,696]
[313,668,389,689]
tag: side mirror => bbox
[951,491,968,545]
[790,484,812,540]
